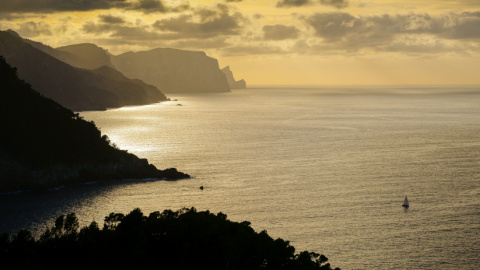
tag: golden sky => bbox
[1,0,480,85]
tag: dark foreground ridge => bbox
[0,56,189,192]
[0,208,340,270]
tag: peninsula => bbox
[0,56,189,193]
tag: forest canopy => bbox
[0,208,340,270]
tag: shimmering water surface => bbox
[1,87,480,269]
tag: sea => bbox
[1,86,479,269]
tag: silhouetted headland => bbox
[222,66,247,89]
[111,48,231,93]
[0,30,168,111]
[0,56,189,193]
[0,208,340,270]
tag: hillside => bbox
[111,48,230,93]
[0,208,339,270]
[0,30,167,111]
[56,43,114,70]
[0,56,189,192]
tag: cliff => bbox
[111,48,230,93]
[221,66,247,89]
[0,56,189,192]
[0,30,168,111]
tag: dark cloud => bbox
[263,24,300,40]
[126,0,190,13]
[79,3,249,47]
[441,12,480,39]
[304,12,480,43]
[276,0,348,8]
[152,4,248,38]
[276,0,310,7]
[0,0,189,13]
[99,14,126,24]
[128,0,167,13]
[0,0,128,12]
[83,21,167,40]
[299,11,480,55]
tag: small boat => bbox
[402,196,409,207]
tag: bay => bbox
[1,86,479,269]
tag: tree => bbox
[0,208,341,270]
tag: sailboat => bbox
[402,196,409,208]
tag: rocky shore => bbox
[0,156,190,193]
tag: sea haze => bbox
[1,86,479,269]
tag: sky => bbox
[1,0,480,85]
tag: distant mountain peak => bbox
[57,43,103,50]
[55,43,114,70]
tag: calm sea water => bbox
[1,86,480,269]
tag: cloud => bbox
[298,11,480,56]
[128,0,167,13]
[99,14,126,24]
[263,24,300,40]
[0,0,129,12]
[0,0,189,13]
[170,37,230,50]
[276,0,348,9]
[17,21,53,37]
[441,12,480,39]
[276,0,310,7]
[320,0,348,9]
[221,44,286,56]
[304,12,480,43]
[82,21,115,34]
[82,19,162,40]
[126,0,191,13]
[152,3,249,39]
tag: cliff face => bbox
[0,31,167,111]
[0,56,188,192]
[111,48,230,93]
[221,66,247,89]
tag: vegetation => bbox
[0,55,188,192]
[0,208,340,270]
[0,55,120,166]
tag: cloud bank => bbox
[0,0,479,59]
[0,0,189,13]
[276,0,349,9]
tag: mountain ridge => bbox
[111,47,231,93]
[0,56,189,192]
[0,30,167,111]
